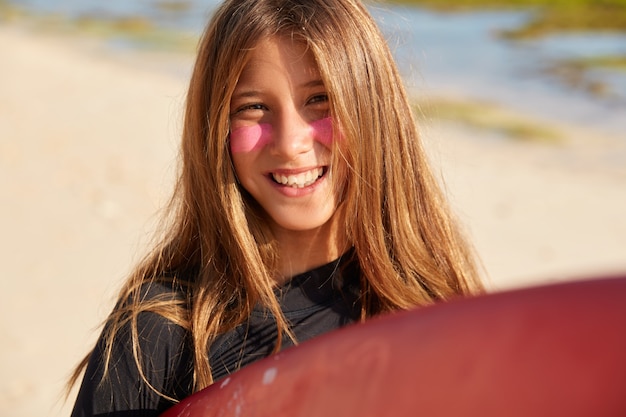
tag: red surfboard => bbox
[162,276,626,417]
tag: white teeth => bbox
[272,167,324,188]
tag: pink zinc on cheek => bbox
[229,124,273,153]
[310,117,339,147]
[229,117,340,153]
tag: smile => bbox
[271,167,325,188]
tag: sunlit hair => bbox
[70,0,483,400]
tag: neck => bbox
[272,207,348,284]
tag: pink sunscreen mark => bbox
[229,117,339,153]
[310,117,337,147]
[230,124,273,153]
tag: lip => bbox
[266,165,328,197]
[268,166,325,176]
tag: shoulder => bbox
[117,279,191,347]
[71,281,194,415]
[136,279,190,304]
[81,278,193,384]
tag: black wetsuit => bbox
[70,254,361,417]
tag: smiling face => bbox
[229,36,346,258]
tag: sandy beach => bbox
[1,24,625,417]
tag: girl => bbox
[70,0,484,415]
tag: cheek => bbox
[230,124,273,153]
[229,118,341,153]
[310,117,338,148]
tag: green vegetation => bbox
[0,0,26,21]
[0,2,197,53]
[540,55,626,100]
[154,1,193,13]
[71,15,197,52]
[383,0,626,38]
[415,98,563,142]
[575,55,626,72]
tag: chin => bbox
[273,218,333,233]
[269,210,338,235]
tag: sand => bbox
[1,24,625,417]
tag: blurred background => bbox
[1,1,625,416]
[3,0,626,134]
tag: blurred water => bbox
[374,6,626,137]
[8,0,626,138]
[7,0,220,31]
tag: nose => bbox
[270,110,314,159]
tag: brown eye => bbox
[308,94,329,105]
[235,103,267,114]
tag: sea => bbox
[6,0,626,138]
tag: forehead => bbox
[236,36,321,88]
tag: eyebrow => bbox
[232,78,326,101]
[231,90,262,101]
[301,79,325,89]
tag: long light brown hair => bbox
[70,0,483,399]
